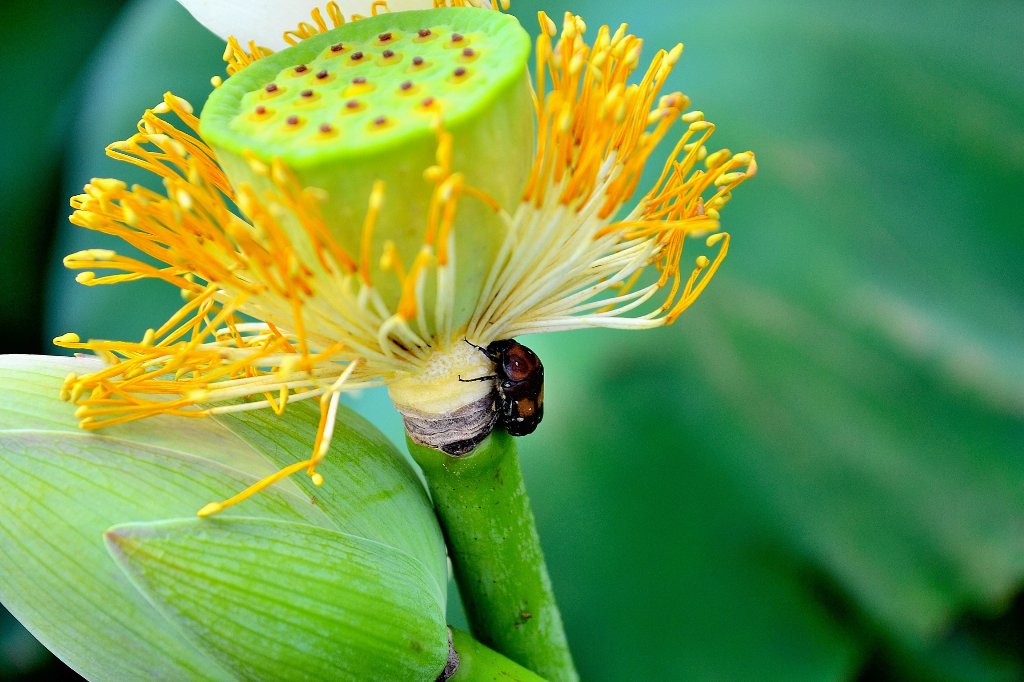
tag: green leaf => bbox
[493,0,1024,678]
[106,517,448,681]
[0,362,313,679]
[521,331,866,681]
[0,355,447,679]
[222,404,448,599]
[0,355,293,478]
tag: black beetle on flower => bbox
[462,339,544,436]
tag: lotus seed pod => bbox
[200,8,533,333]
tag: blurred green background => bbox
[2,0,1022,679]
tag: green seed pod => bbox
[200,8,533,332]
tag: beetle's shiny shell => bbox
[484,339,544,436]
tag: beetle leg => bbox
[458,374,498,382]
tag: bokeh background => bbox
[2,0,1022,679]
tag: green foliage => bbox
[0,356,447,679]
[107,518,447,680]
[510,1,1024,679]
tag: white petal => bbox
[177,0,437,51]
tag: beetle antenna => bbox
[458,374,498,383]
[463,338,486,352]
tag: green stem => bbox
[448,628,546,681]
[408,431,577,681]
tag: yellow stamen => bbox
[307,360,359,476]
[63,4,753,518]
[197,458,316,517]
[360,181,386,286]
[398,247,434,321]
[468,13,754,341]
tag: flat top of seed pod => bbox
[200,8,530,167]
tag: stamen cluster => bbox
[56,2,755,512]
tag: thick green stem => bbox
[448,628,545,681]
[409,431,577,681]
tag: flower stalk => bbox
[408,431,577,681]
[448,628,545,681]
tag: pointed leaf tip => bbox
[107,517,449,681]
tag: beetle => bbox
[461,338,544,436]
